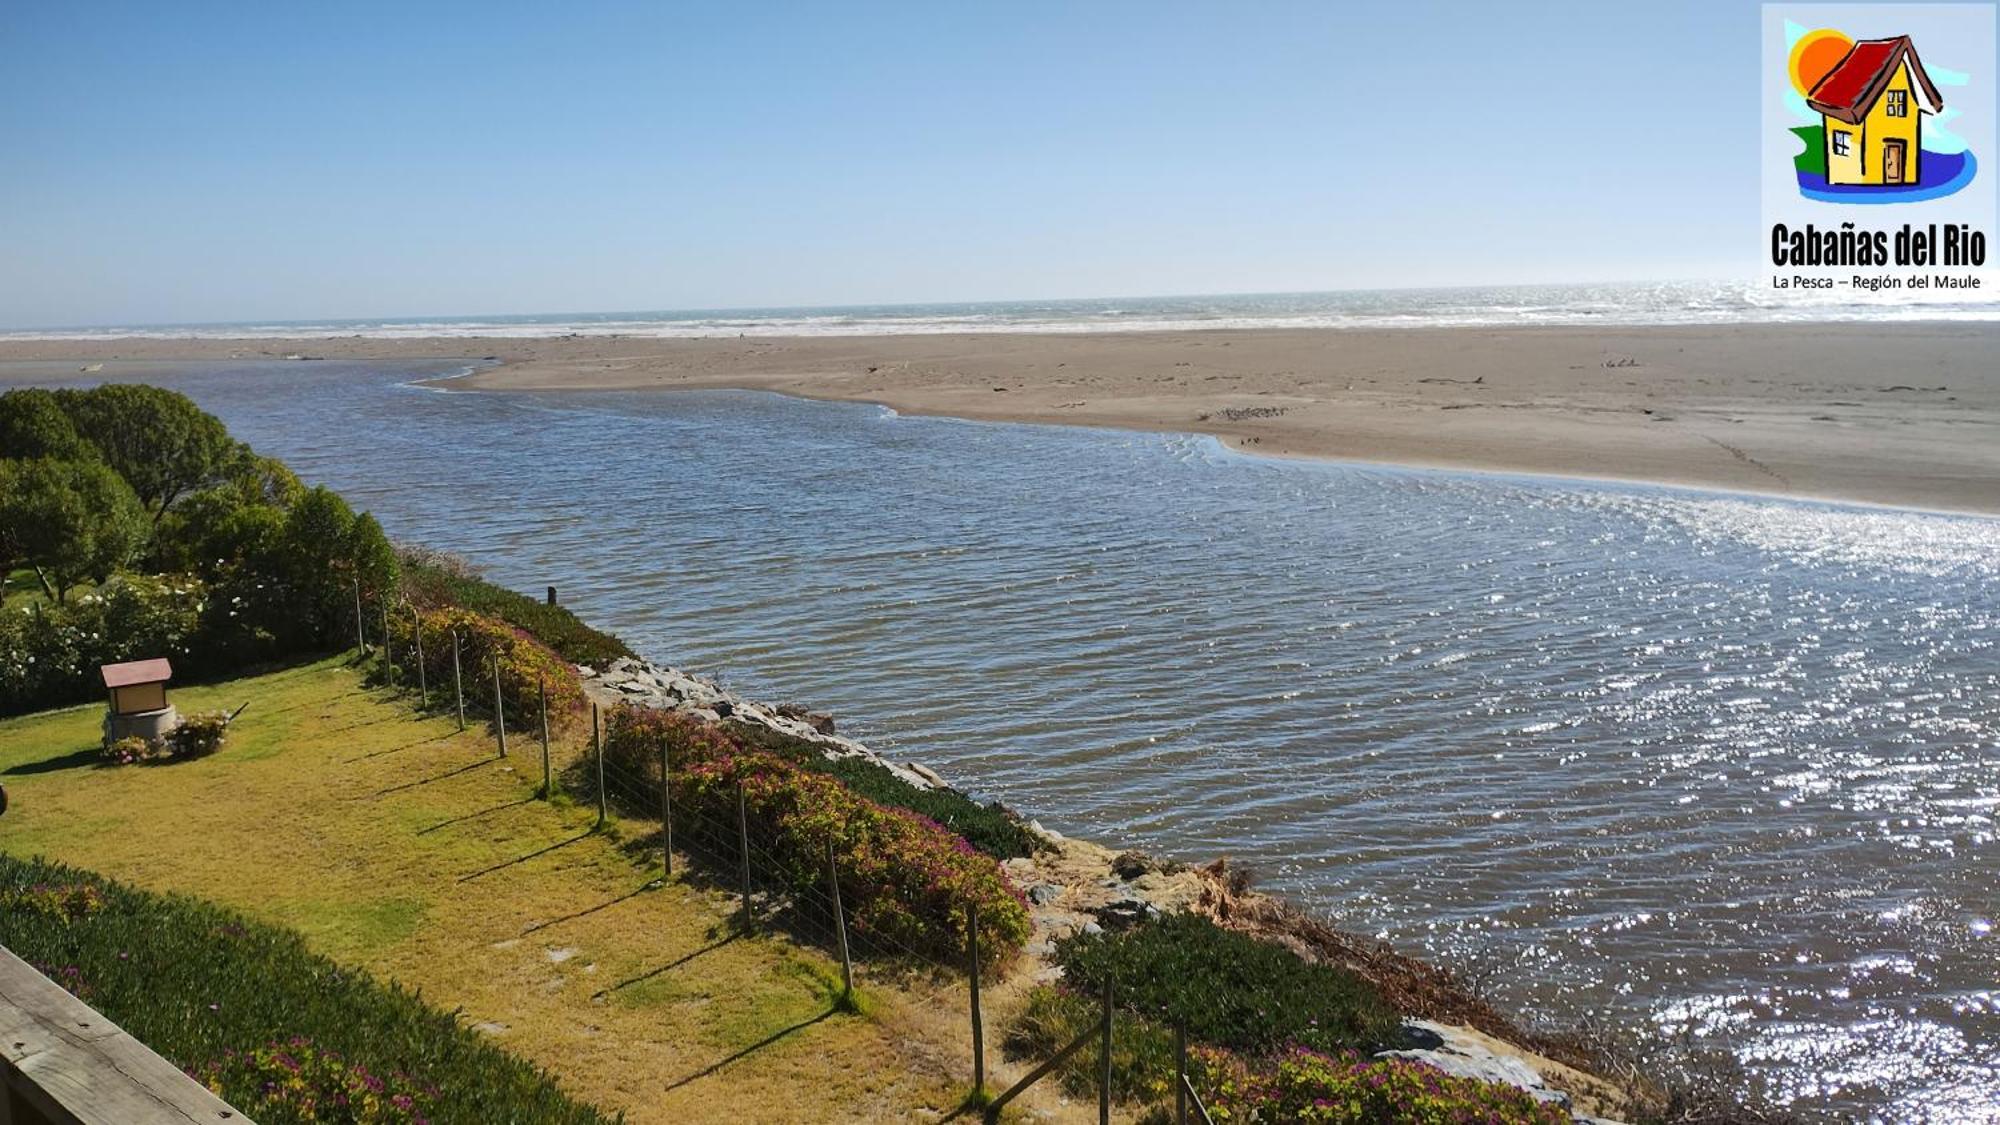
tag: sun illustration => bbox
[1789,27,1854,96]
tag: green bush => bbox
[0,574,207,715]
[599,704,1031,966]
[166,710,230,758]
[728,723,1042,860]
[1184,1043,1572,1125]
[385,606,586,732]
[400,556,632,667]
[101,735,157,766]
[1053,912,1399,1055]
[0,856,609,1124]
[1005,984,1177,1103]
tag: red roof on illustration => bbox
[1806,36,1944,125]
[101,658,173,689]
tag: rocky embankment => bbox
[579,657,1637,1122]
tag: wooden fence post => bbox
[381,603,394,686]
[411,608,427,706]
[1099,975,1113,1125]
[352,578,366,655]
[826,840,850,1007]
[538,676,552,799]
[1175,1021,1187,1125]
[660,740,674,877]
[593,703,606,829]
[736,781,753,933]
[451,631,465,730]
[969,902,985,1096]
[492,653,507,757]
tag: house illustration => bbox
[1806,36,1944,186]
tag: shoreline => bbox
[3,321,1997,515]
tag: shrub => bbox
[385,606,585,732]
[101,735,159,766]
[1005,985,1177,1103]
[600,704,1030,965]
[196,1037,439,1124]
[727,722,1042,860]
[166,710,230,759]
[1186,1044,1574,1125]
[1052,912,1399,1055]
[399,555,632,668]
[0,574,206,716]
[0,856,608,1124]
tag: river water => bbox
[6,359,1996,1119]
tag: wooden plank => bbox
[0,947,250,1124]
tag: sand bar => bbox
[3,323,1996,514]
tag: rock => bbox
[907,762,949,789]
[1089,897,1159,932]
[1395,1021,1446,1051]
[1027,883,1065,906]
[1110,850,1156,880]
[713,700,734,718]
[1377,1021,1570,1109]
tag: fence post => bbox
[826,840,850,1007]
[492,653,507,757]
[352,577,367,655]
[659,740,674,878]
[593,702,606,829]
[381,603,395,687]
[538,676,552,799]
[1099,975,1113,1125]
[411,608,427,706]
[451,631,465,731]
[736,781,753,934]
[968,902,985,1096]
[1175,1021,1187,1125]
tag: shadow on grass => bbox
[456,831,593,883]
[522,878,660,935]
[663,1007,837,1091]
[2,746,100,777]
[415,796,537,836]
[343,731,459,764]
[593,932,740,1000]
[369,756,495,798]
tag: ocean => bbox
[6,280,1998,340]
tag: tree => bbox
[0,389,95,461]
[148,452,303,577]
[59,385,238,521]
[270,487,399,645]
[0,458,149,601]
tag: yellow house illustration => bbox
[1806,35,1944,185]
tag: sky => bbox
[2,1,1779,327]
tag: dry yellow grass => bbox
[0,657,1027,1122]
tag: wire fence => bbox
[354,600,1221,1124]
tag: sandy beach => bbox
[4,322,1996,514]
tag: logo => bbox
[1761,5,1995,297]
[1787,29,1973,201]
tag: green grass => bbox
[402,561,634,667]
[1,855,609,1124]
[0,658,971,1123]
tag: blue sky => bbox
[3,1,1772,327]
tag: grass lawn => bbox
[0,657,975,1122]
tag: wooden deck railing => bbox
[0,946,249,1124]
